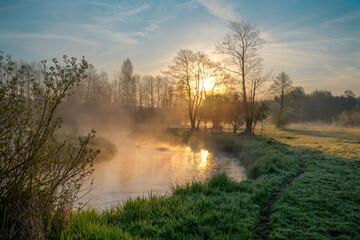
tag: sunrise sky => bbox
[1,0,359,95]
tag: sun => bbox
[202,77,224,93]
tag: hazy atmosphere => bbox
[1,1,360,239]
[1,0,359,95]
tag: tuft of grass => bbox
[60,209,136,240]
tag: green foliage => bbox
[0,52,99,239]
[270,110,290,128]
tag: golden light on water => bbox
[199,149,209,168]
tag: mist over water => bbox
[80,132,245,209]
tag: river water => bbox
[81,134,245,209]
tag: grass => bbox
[271,151,360,239]
[60,126,360,240]
[261,125,360,161]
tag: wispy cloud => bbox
[94,3,150,23]
[145,15,175,32]
[2,33,97,46]
[103,31,139,44]
[323,10,360,26]
[0,3,25,12]
[89,1,116,8]
[197,0,238,21]
[81,24,140,44]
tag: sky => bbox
[0,0,359,95]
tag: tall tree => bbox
[217,20,265,134]
[165,49,225,130]
[120,58,136,108]
[269,72,293,128]
[270,72,293,113]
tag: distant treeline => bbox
[273,87,360,125]
[66,59,180,110]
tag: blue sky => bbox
[1,0,359,95]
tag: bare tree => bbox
[270,72,293,113]
[164,49,225,130]
[217,20,265,134]
[269,72,293,128]
[120,58,136,108]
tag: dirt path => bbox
[255,162,306,240]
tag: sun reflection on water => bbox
[199,149,209,169]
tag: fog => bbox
[80,132,245,209]
[57,99,245,209]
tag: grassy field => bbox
[261,124,360,161]
[60,126,360,239]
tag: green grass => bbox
[60,127,360,240]
[271,152,360,239]
[261,126,360,239]
[261,125,360,161]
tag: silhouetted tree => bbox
[120,58,136,108]
[269,72,293,128]
[217,20,265,134]
[223,93,245,133]
[165,49,225,130]
[344,89,356,98]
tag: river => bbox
[80,133,245,209]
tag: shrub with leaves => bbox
[0,52,99,239]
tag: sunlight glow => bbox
[190,77,224,94]
[203,77,216,91]
[199,149,209,168]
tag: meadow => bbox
[60,125,360,240]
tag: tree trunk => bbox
[244,118,252,134]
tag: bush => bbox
[270,111,290,128]
[0,52,99,239]
[338,110,360,126]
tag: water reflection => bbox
[199,149,209,169]
[81,135,245,209]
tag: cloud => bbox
[197,0,238,21]
[105,31,139,44]
[0,3,25,12]
[145,15,175,32]
[2,33,97,46]
[323,11,360,26]
[89,1,116,8]
[81,24,140,44]
[95,3,150,23]
[123,3,150,16]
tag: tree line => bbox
[67,59,177,110]
[268,74,360,127]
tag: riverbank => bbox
[60,127,360,239]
